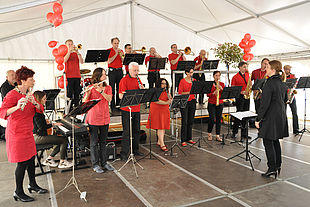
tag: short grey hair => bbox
[6,70,14,76]
[129,62,139,70]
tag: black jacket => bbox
[33,112,52,136]
[257,74,289,140]
[0,80,16,101]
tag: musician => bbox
[119,62,145,160]
[64,39,84,108]
[108,37,124,110]
[255,60,288,178]
[231,61,251,140]
[145,47,162,88]
[82,68,114,173]
[1,70,17,100]
[178,68,197,146]
[0,66,47,202]
[251,58,269,112]
[33,91,73,169]
[207,71,225,142]
[146,78,171,152]
[284,65,300,135]
[124,44,134,75]
[194,50,208,104]
[168,44,186,92]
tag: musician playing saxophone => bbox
[207,71,225,142]
[283,65,300,135]
[193,49,208,104]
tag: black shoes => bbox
[28,185,48,194]
[13,192,34,202]
[103,163,114,171]
[134,151,144,156]
[261,169,277,179]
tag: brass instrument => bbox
[216,81,220,106]
[73,44,82,51]
[134,46,148,53]
[244,73,252,99]
[178,46,195,56]
[119,50,125,58]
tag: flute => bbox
[21,88,33,111]
[81,80,105,94]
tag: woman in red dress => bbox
[146,78,172,152]
[0,66,48,202]
[83,68,114,173]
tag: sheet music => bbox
[230,111,257,120]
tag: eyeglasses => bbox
[161,82,167,85]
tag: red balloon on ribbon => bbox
[244,33,251,41]
[244,48,251,53]
[241,38,248,44]
[48,41,57,48]
[55,56,64,64]
[53,2,63,14]
[239,42,246,49]
[52,48,59,57]
[53,13,63,27]
[58,45,68,56]
[46,12,54,23]
[57,64,64,71]
[243,53,250,61]
[248,39,256,48]
[249,53,254,60]
[58,76,67,89]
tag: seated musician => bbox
[207,71,225,142]
[33,91,73,169]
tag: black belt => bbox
[109,67,122,70]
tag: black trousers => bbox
[232,96,250,138]
[180,99,196,142]
[171,73,183,93]
[148,71,160,88]
[67,78,81,107]
[207,103,224,135]
[193,73,205,104]
[121,110,140,156]
[89,125,109,167]
[15,156,36,194]
[263,139,282,171]
[289,98,299,133]
[108,68,123,109]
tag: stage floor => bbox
[0,121,310,207]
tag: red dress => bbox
[146,91,170,130]
[0,89,43,163]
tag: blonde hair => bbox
[283,65,292,70]
[269,60,286,81]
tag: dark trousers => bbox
[207,103,224,135]
[289,98,299,133]
[67,78,81,107]
[171,73,183,93]
[263,139,282,171]
[108,68,123,109]
[34,134,68,160]
[89,125,109,167]
[15,156,36,194]
[0,125,5,141]
[193,73,205,104]
[121,110,140,156]
[232,96,250,138]
[148,71,160,88]
[180,99,196,142]
[254,98,261,113]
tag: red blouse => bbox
[178,78,196,101]
[207,81,225,105]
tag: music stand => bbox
[148,57,167,85]
[168,94,189,157]
[56,99,100,202]
[118,89,145,178]
[85,50,110,65]
[226,111,261,171]
[123,53,146,65]
[172,61,196,96]
[202,60,220,71]
[189,81,213,148]
[296,76,310,141]
[43,89,60,120]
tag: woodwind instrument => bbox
[81,80,105,94]
[21,88,33,111]
[136,75,143,89]
[287,81,298,104]
[216,81,220,106]
[244,73,252,99]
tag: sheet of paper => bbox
[230,111,257,120]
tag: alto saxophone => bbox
[244,73,252,99]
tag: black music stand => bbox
[169,94,189,157]
[226,111,261,171]
[189,81,213,148]
[172,60,196,95]
[85,50,110,65]
[43,89,60,120]
[123,53,146,65]
[296,77,310,141]
[56,99,100,202]
[202,60,220,71]
[148,57,167,86]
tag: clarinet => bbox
[136,75,143,89]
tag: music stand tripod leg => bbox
[168,112,186,156]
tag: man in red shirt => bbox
[119,62,145,160]
[284,65,300,135]
[231,61,251,140]
[251,58,269,112]
[124,44,134,75]
[145,47,162,88]
[168,44,186,93]
[64,39,84,108]
[193,49,208,104]
[107,37,124,110]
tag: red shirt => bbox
[207,81,225,105]
[231,72,250,91]
[84,85,112,126]
[178,78,196,101]
[125,65,129,73]
[65,52,81,78]
[286,74,296,79]
[119,75,143,112]
[194,56,207,70]
[145,55,159,72]
[168,53,184,70]
[108,47,123,68]
[251,68,266,81]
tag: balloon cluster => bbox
[239,33,256,61]
[46,2,63,27]
[58,76,68,89]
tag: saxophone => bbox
[244,73,252,99]
[216,81,220,106]
[287,79,298,104]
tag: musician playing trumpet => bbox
[168,44,186,92]
[194,49,208,104]
[283,65,300,135]
[207,71,225,142]
[145,47,162,88]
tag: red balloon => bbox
[244,33,251,41]
[53,13,63,27]
[46,12,54,23]
[249,53,254,60]
[241,38,248,44]
[52,48,59,57]
[57,64,64,71]
[243,53,250,61]
[55,56,64,64]
[58,45,68,56]
[58,76,67,89]
[48,41,57,48]
[239,42,246,49]
[53,2,63,14]
[248,39,256,48]
[244,48,251,53]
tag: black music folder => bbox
[176,61,196,71]
[149,57,167,70]
[123,54,146,65]
[202,60,219,70]
[85,50,110,63]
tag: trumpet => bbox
[177,46,195,56]
[119,50,125,58]
[134,46,148,53]
[73,44,82,51]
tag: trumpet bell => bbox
[77,44,82,50]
